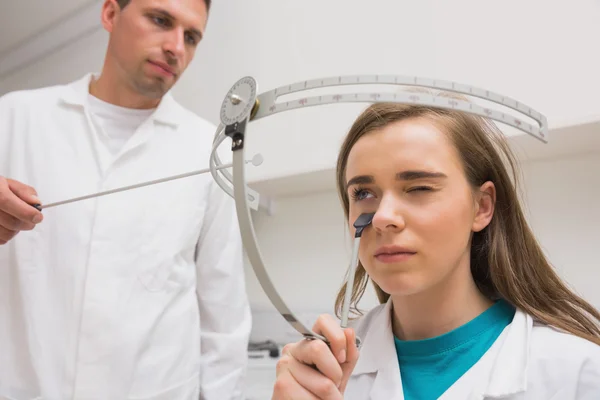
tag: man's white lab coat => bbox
[0,74,252,400]
[345,298,600,399]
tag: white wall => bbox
[3,0,600,182]
[0,29,107,94]
[1,0,599,343]
[519,153,600,306]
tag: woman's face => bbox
[344,117,494,298]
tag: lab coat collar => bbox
[353,298,404,399]
[352,297,531,399]
[481,307,530,398]
[59,73,182,128]
[353,297,397,375]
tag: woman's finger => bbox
[272,314,362,398]
[275,351,343,400]
[339,328,360,394]
[287,338,344,388]
[272,369,321,400]
[312,314,348,364]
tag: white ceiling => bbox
[0,0,96,55]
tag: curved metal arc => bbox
[210,130,234,199]
[265,74,540,117]
[257,91,546,142]
[228,129,327,343]
[251,74,548,142]
[210,124,261,211]
[212,124,235,184]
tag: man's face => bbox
[104,0,208,99]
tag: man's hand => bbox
[0,176,43,245]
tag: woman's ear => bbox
[472,181,496,232]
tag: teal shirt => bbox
[394,300,516,400]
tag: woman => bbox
[271,95,600,400]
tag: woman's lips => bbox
[375,252,416,263]
[374,245,416,263]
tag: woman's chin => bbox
[372,272,430,298]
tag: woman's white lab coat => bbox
[345,298,600,399]
[0,74,252,400]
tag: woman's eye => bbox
[408,186,433,193]
[351,188,373,201]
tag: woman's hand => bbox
[271,314,360,400]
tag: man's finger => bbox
[0,180,43,224]
[0,225,18,245]
[0,210,24,231]
[0,209,36,231]
[7,178,41,205]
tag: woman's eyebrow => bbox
[396,170,448,180]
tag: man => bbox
[0,0,252,399]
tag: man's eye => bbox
[185,34,197,45]
[152,16,168,26]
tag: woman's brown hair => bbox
[334,95,600,346]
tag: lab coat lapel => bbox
[115,92,181,157]
[368,358,404,400]
[59,73,108,177]
[481,308,530,399]
[436,308,530,400]
[349,302,531,400]
[351,298,405,400]
[59,73,183,160]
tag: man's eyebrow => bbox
[150,8,204,39]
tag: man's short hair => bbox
[116,0,211,11]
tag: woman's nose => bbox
[371,195,406,233]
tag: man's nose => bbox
[163,28,185,61]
